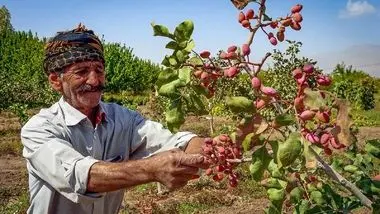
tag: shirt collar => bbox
[58,97,107,126]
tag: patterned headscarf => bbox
[43,23,105,75]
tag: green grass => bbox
[351,109,380,127]
[177,202,210,213]
[0,129,22,156]
[233,163,267,198]
[133,183,156,193]
[351,93,380,127]
[0,140,23,156]
[0,191,29,214]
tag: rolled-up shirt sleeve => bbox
[21,118,101,203]
[128,111,197,160]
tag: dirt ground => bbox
[0,110,379,213]
[122,187,269,214]
[0,155,28,206]
[357,127,380,145]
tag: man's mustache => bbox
[79,84,106,92]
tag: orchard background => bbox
[1,1,380,213]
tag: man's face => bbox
[56,61,105,110]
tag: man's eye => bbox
[96,69,105,74]
[74,70,87,75]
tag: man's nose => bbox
[86,70,100,85]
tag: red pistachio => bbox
[246,9,255,19]
[316,111,330,123]
[242,44,251,56]
[291,4,303,13]
[238,12,246,23]
[299,110,316,121]
[303,64,314,74]
[316,75,332,86]
[251,77,261,89]
[261,86,277,96]
[292,68,303,79]
[227,45,237,53]
[200,51,211,58]
[254,99,266,109]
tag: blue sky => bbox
[1,0,380,76]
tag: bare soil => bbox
[357,127,380,144]
[0,155,28,206]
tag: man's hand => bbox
[148,149,206,190]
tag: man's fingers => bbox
[198,161,211,169]
[179,153,205,167]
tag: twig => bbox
[308,146,373,209]
[246,0,266,45]
[300,176,312,204]
[208,102,214,136]
[226,157,252,163]
[241,61,262,66]
[255,52,271,75]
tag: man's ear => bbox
[48,72,63,92]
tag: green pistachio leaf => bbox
[249,146,271,181]
[310,191,325,205]
[290,187,304,203]
[274,113,295,126]
[343,165,358,173]
[365,139,380,158]
[277,133,302,168]
[151,23,174,39]
[156,68,177,88]
[158,79,183,98]
[184,39,195,52]
[178,67,191,84]
[174,20,194,42]
[165,41,179,50]
[225,96,254,113]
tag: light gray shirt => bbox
[21,97,196,214]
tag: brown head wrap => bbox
[43,23,105,75]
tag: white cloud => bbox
[339,0,376,18]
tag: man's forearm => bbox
[87,149,207,193]
[87,158,154,193]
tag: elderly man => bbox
[21,24,207,214]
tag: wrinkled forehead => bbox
[66,61,104,71]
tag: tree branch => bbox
[227,157,252,163]
[255,52,271,75]
[246,0,266,45]
[308,146,373,209]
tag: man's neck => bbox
[82,107,99,127]
[63,97,99,127]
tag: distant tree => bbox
[104,43,163,92]
[262,40,320,101]
[331,63,376,110]
[0,6,14,33]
